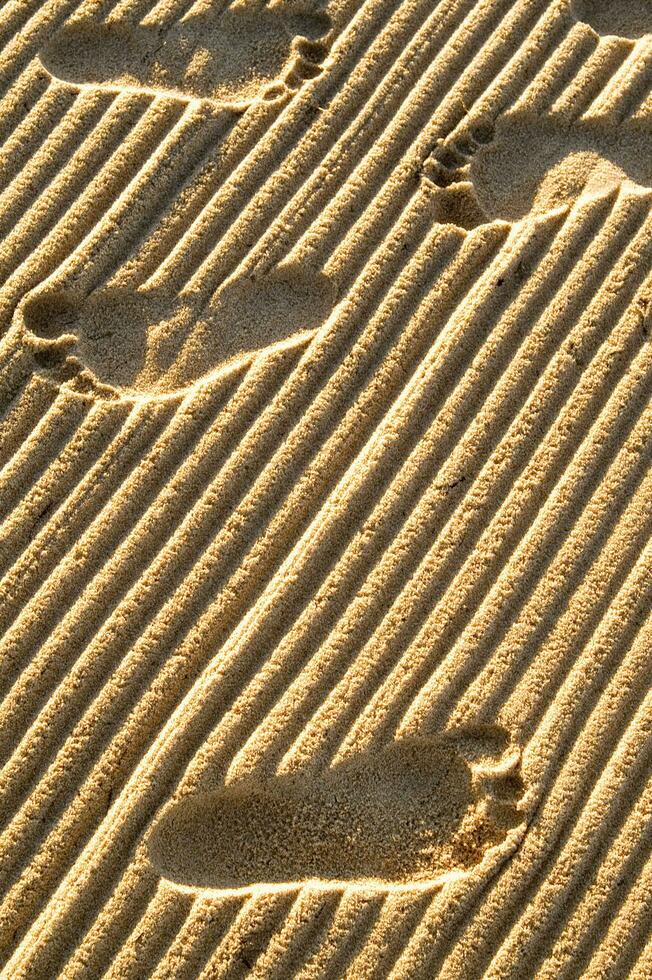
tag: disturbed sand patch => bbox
[1,0,652,975]
[39,0,334,106]
[149,728,524,894]
[571,0,652,38]
[422,112,652,228]
[20,266,338,396]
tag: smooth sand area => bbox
[0,0,651,976]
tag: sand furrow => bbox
[261,895,347,980]
[582,850,652,980]
[0,96,189,337]
[0,90,124,279]
[196,893,295,980]
[334,203,652,746]
[398,350,652,740]
[0,400,173,644]
[0,400,171,629]
[143,0,390,290]
[0,361,294,806]
[0,82,76,197]
[104,884,194,980]
[293,893,385,979]
[0,64,51,147]
[483,700,652,978]
[101,108,239,290]
[222,218,598,775]
[583,38,652,120]
[188,0,560,297]
[425,0,568,130]
[392,600,652,976]
[0,224,484,888]
[0,400,127,575]
[0,390,90,518]
[0,375,58,471]
[465,458,652,735]
[534,780,652,978]
[225,198,630,775]
[146,894,241,980]
[240,0,482,278]
[551,38,635,120]
[113,97,285,290]
[62,100,232,294]
[0,0,93,91]
[144,896,241,980]
[57,857,162,979]
[0,390,231,745]
[0,346,34,419]
[520,24,596,115]
[339,895,434,980]
[0,222,499,962]
[0,1,44,53]
[247,891,343,980]
[0,94,152,312]
[3,193,648,964]
[0,91,111,243]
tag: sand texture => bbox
[0,0,651,976]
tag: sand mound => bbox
[1,0,651,976]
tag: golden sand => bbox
[0,0,651,975]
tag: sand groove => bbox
[1,0,651,976]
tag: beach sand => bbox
[0,0,651,976]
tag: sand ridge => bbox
[0,0,651,976]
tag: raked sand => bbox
[0,0,651,976]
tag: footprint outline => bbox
[147,725,527,896]
[38,0,334,109]
[421,109,652,229]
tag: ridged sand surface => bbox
[1,0,651,976]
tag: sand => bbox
[0,0,651,976]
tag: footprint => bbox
[570,0,652,39]
[20,265,337,396]
[420,122,497,230]
[148,727,525,894]
[39,0,333,107]
[422,111,652,227]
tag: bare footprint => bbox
[19,265,337,396]
[148,727,525,894]
[422,111,652,227]
[39,0,333,107]
[571,0,652,39]
[420,122,497,230]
